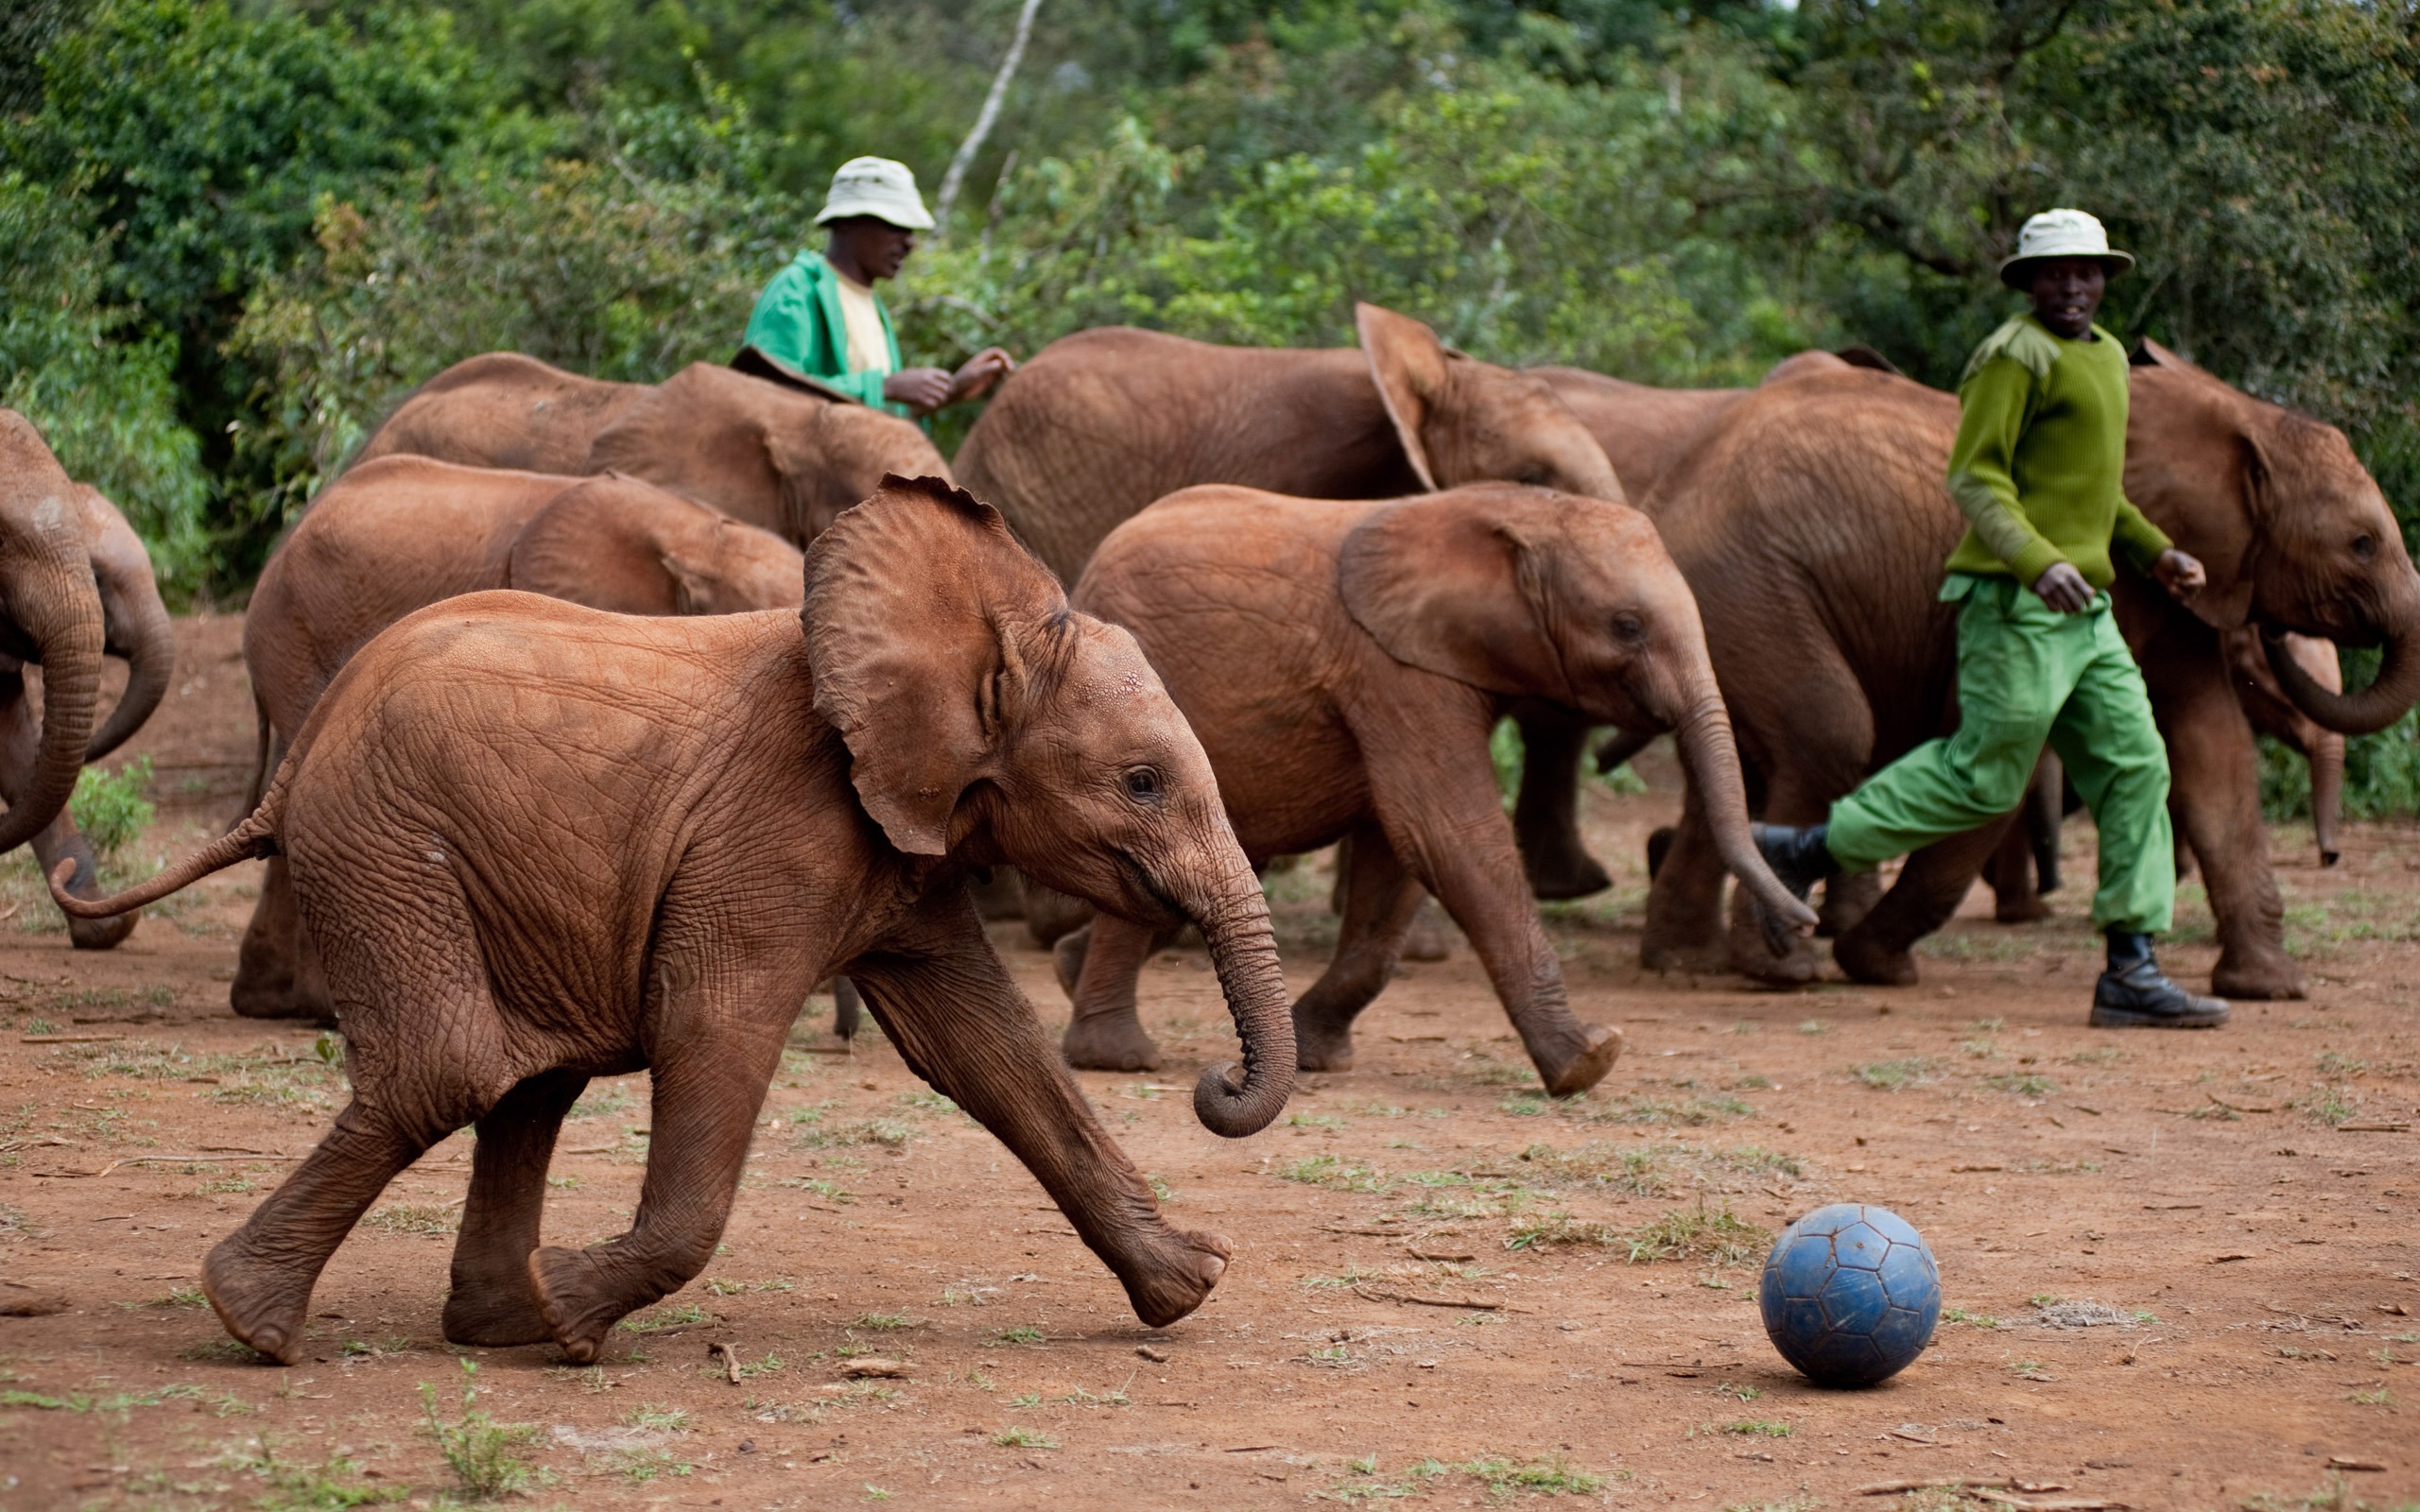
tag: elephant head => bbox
[1335,483,1817,935]
[507,474,805,615]
[805,476,1294,1136]
[586,364,953,548]
[1357,304,1627,503]
[0,411,109,854]
[2127,342,2420,734]
[77,485,175,763]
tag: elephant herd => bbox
[0,298,2407,1365]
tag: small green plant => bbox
[991,1425,1058,1448]
[2293,1084,2360,1127]
[1982,1073,2057,1097]
[988,1324,1046,1348]
[1853,1057,1945,1091]
[70,757,154,859]
[361,1203,454,1235]
[617,1301,711,1332]
[1942,1307,2001,1329]
[1287,1110,1347,1128]
[1797,1020,1829,1035]
[236,1437,400,1511]
[1278,1153,1389,1192]
[608,1447,695,1482]
[149,1286,209,1309]
[417,1358,538,1500]
[621,1402,692,1432]
[1146,1172,1178,1204]
[1461,1453,1603,1496]
[850,1312,915,1331]
[2348,1385,2395,1407]
[1718,1419,1792,1437]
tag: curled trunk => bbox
[1674,685,1819,935]
[1181,852,1296,1137]
[86,563,174,762]
[0,529,106,855]
[2310,731,2344,867]
[2265,627,2420,736]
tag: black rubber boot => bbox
[2090,932,2228,1028]
[1750,823,1842,904]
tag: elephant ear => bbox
[804,474,1065,855]
[1337,489,1573,703]
[1357,302,1448,492]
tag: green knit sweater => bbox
[1943,315,2172,589]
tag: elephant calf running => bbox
[57,478,1296,1365]
[1059,482,1814,1095]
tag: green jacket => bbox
[1943,314,2172,590]
[741,251,906,415]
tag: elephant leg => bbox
[232,853,336,1022]
[443,1067,590,1347]
[831,976,862,1040]
[1061,912,1177,1072]
[1400,898,1451,962]
[850,902,1231,1328]
[1818,869,1885,937]
[1832,817,2017,986]
[1987,813,2049,922]
[528,1017,790,1363]
[2029,751,2065,893]
[1021,874,1094,949]
[1291,822,1426,1074]
[1512,709,1612,901]
[1641,791,1729,971]
[0,683,133,951]
[966,866,1026,921]
[2152,638,2302,999]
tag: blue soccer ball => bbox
[1758,1203,1940,1387]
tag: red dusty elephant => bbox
[56,478,1296,1365]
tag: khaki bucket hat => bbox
[814,157,935,232]
[1997,208,2135,289]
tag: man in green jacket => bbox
[1754,209,2228,1029]
[739,156,1014,417]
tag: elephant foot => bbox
[1525,847,1613,902]
[1401,901,1451,962]
[1061,1010,1162,1073]
[1640,933,1725,974]
[1831,928,1920,987]
[229,967,337,1023]
[1115,1227,1230,1329]
[67,909,137,951]
[1292,1006,1358,1074]
[1533,1022,1623,1098]
[1728,932,1816,987]
[1993,893,2052,925]
[527,1246,647,1365]
[201,1233,308,1366]
[2211,952,2306,1002]
[441,1280,553,1349]
[1052,928,1091,999]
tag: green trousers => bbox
[1825,573,2174,934]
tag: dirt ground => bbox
[1,613,2413,1512]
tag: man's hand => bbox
[947,348,1017,404]
[882,367,955,414]
[2031,560,2097,613]
[2152,548,2206,602]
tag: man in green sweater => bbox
[738,156,1014,418]
[1754,209,2228,1028]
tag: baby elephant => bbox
[233,455,804,1021]
[59,478,1294,1364]
[1063,483,1814,1095]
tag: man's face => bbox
[830,217,917,283]
[2026,257,2106,340]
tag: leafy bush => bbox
[69,756,152,859]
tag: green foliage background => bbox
[2,0,2416,810]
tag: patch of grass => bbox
[1797,1020,1829,1036]
[894,1089,959,1115]
[607,1447,694,1483]
[1982,1073,2057,1097]
[1461,1453,1603,1497]
[180,1337,259,1363]
[2293,1084,2361,1127]
[2314,1050,2370,1079]
[236,1438,402,1511]
[794,1115,915,1150]
[148,1286,208,1309]
[2348,1385,2395,1407]
[2068,1045,2122,1065]
[1616,1198,1769,1266]
[569,1087,632,1119]
[1942,1307,2001,1330]
[621,1402,692,1432]
[1710,1381,1762,1400]
[1146,1172,1178,1205]
[361,1203,454,1235]
[1716,1419,1792,1437]
[1853,1057,1946,1091]
[1287,1110,1347,1129]
[987,1324,1046,1348]
[616,1302,712,1332]
[418,1358,539,1500]
[991,1425,1058,1448]
[850,1312,916,1331]
[1279,1154,1389,1193]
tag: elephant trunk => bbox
[2265,615,2420,737]
[1180,847,1296,1138]
[2310,731,2344,867]
[86,565,174,762]
[0,527,106,856]
[1673,683,1819,934]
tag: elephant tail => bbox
[51,752,291,919]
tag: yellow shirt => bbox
[833,272,893,378]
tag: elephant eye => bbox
[1610,612,1647,644]
[2353,533,2378,560]
[1122,766,1164,803]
